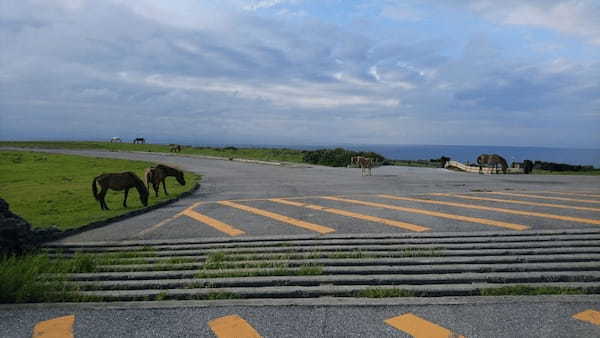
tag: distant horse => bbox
[351,156,374,176]
[145,164,186,197]
[92,172,148,210]
[133,138,145,144]
[170,144,182,153]
[110,137,121,143]
[477,154,508,174]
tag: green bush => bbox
[302,148,386,167]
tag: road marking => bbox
[572,309,600,326]
[269,198,430,232]
[430,193,600,212]
[208,315,262,338]
[182,209,245,236]
[526,191,600,198]
[219,200,336,234]
[385,313,464,338]
[484,191,600,204]
[321,196,529,231]
[380,194,600,226]
[32,315,75,338]
[136,202,204,237]
[137,214,182,237]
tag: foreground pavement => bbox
[2,148,600,337]
[2,297,600,337]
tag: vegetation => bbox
[0,150,200,230]
[479,285,593,296]
[302,148,385,167]
[0,252,102,303]
[0,141,305,163]
[1,141,596,173]
[354,288,415,298]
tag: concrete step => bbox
[92,254,600,273]
[43,230,600,301]
[45,234,600,253]
[75,264,600,289]
[78,282,600,301]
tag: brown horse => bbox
[477,154,508,174]
[92,172,149,210]
[169,144,182,152]
[145,164,186,197]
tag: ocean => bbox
[344,144,600,168]
[223,143,600,168]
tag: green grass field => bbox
[0,150,200,230]
[0,140,305,163]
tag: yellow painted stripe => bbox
[182,209,245,236]
[380,194,600,226]
[322,196,529,231]
[209,315,262,338]
[32,315,75,338]
[529,191,600,198]
[485,191,600,204]
[218,200,335,234]
[269,198,430,232]
[572,309,600,326]
[432,193,600,212]
[385,313,464,338]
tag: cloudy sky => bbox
[1,0,599,148]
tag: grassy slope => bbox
[0,150,200,230]
[0,141,305,163]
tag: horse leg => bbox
[162,179,169,195]
[99,187,109,210]
[123,188,129,208]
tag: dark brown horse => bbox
[477,154,508,174]
[145,164,186,197]
[92,172,149,210]
[169,144,182,152]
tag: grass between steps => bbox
[0,150,200,231]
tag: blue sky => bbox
[1,0,599,148]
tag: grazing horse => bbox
[477,154,508,174]
[169,144,182,153]
[145,164,185,197]
[133,137,145,144]
[352,156,374,176]
[92,172,148,210]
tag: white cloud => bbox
[464,0,600,45]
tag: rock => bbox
[0,198,36,255]
[0,198,60,255]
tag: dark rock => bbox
[0,198,36,255]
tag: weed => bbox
[354,288,415,298]
[480,285,588,296]
[154,292,168,301]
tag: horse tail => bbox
[92,176,100,201]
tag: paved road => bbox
[17,148,598,243]
[3,297,600,337]
[2,148,600,337]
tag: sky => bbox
[1,0,599,148]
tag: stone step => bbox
[74,263,600,288]
[78,282,600,301]
[45,234,600,252]
[92,254,600,273]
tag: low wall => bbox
[445,160,523,174]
